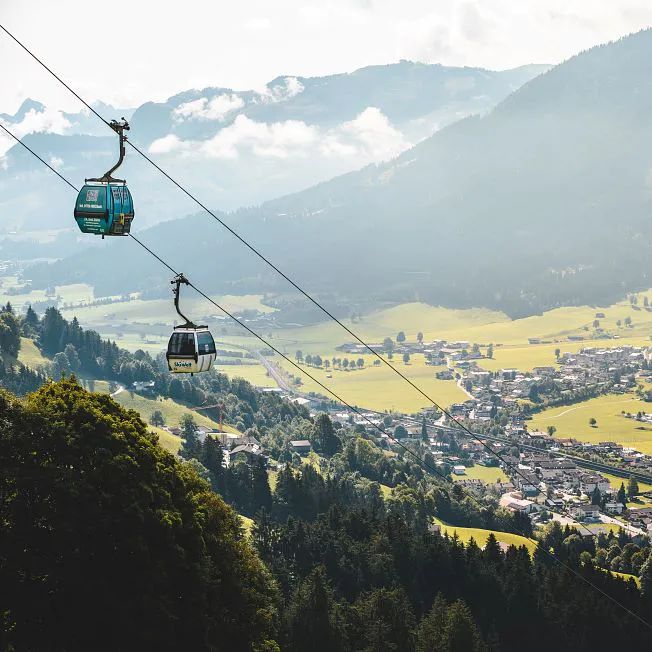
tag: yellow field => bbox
[434,518,537,553]
[453,465,509,484]
[93,381,239,432]
[16,337,48,369]
[11,284,652,417]
[266,294,652,355]
[530,393,652,455]
[276,354,467,412]
[218,363,278,388]
[149,425,182,454]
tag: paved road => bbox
[254,352,293,392]
[110,384,125,397]
[599,513,646,537]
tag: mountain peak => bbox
[1,98,46,122]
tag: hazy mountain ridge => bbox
[0,61,547,233]
[23,30,652,317]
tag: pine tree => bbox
[421,416,428,442]
[356,587,416,652]
[315,413,341,457]
[201,435,225,493]
[285,567,345,651]
[444,600,482,652]
[150,410,165,427]
[22,305,39,335]
[251,457,272,513]
[483,532,503,568]
[0,310,21,358]
[617,482,628,506]
[627,475,639,497]
[179,413,200,459]
[416,593,448,651]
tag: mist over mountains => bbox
[22,30,652,318]
[0,61,546,236]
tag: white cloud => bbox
[49,155,64,169]
[0,107,71,157]
[149,107,408,163]
[148,134,188,154]
[326,107,409,161]
[201,114,319,159]
[173,93,245,122]
[257,77,305,103]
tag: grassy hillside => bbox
[17,337,48,369]
[434,518,537,554]
[93,381,240,434]
[149,425,183,455]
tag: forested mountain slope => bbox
[3,378,652,650]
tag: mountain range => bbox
[21,29,652,318]
[0,61,547,235]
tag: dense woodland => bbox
[2,376,652,651]
[0,302,308,432]
[2,304,652,649]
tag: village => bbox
[139,330,652,540]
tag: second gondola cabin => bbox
[167,326,216,374]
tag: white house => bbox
[604,502,625,515]
[570,504,600,520]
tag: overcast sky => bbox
[1,0,652,114]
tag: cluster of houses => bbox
[436,438,652,534]
[338,338,485,363]
[432,344,652,423]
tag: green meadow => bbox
[453,465,509,484]
[530,394,652,455]
[10,279,652,414]
[434,518,537,554]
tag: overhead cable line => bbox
[0,21,580,517]
[2,19,647,560]
[3,122,651,632]
[0,22,641,553]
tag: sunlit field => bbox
[13,284,652,414]
[275,354,467,413]
[453,465,509,484]
[93,380,238,432]
[434,518,537,554]
[530,393,652,455]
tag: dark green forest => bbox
[2,377,652,651]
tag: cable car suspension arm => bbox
[87,118,129,183]
[172,273,197,328]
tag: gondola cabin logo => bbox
[86,189,99,201]
[173,361,193,368]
